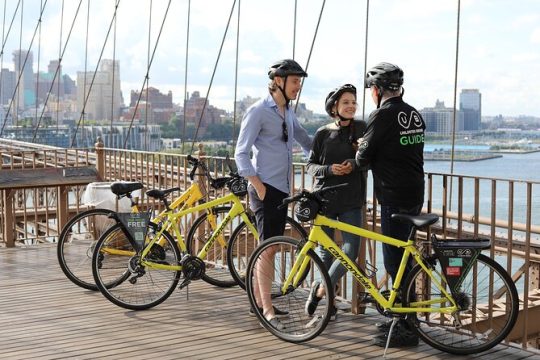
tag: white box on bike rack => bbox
[82,182,141,212]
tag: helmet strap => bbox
[376,86,383,109]
[277,76,290,109]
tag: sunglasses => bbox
[282,120,288,142]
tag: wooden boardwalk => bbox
[1,245,539,360]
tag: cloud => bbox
[531,28,540,44]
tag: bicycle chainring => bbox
[180,254,206,281]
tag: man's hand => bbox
[247,176,266,200]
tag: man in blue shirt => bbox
[235,59,312,329]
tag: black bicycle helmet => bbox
[268,59,308,79]
[325,84,357,117]
[364,62,403,91]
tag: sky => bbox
[2,0,540,118]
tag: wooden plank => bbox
[0,246,538,359]
[0,166,99,189]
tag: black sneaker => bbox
[249,305,288,317]
[329,306,338,321]
[372,327,419,348]
[305,281,322,315]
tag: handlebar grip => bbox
[277,196,294,210]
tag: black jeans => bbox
[248,183,288,242]
[380,204,423,286]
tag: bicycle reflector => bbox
[295,198,319,222]
[228,177,248,196]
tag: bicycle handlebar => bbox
[277,183,349,210]
[187,154,244,189]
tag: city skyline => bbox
[0,0,538,118]
[2,50,532,127]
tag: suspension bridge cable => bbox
[70,0,121,147]
[189,0,237,154]
[448,0,461,216]
[0,0,48,137]
[56,0,64,133]
[294,0,326,113]
[0,0,8,111]
[31,0,84,143]
[0,0,21,56]
[180,0,191,153]
[293,0,297,59]
[231,0,240,149]
[361,0,370,122]
[123,0,172,149]
[15,0,23,127]
[144,0,153,151]
[34,0,43,135]
[109,0,118,147]
[80,0,90,145]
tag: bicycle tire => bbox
[186,206,237,288]
[57,208,116,290]
[92,223,182,310]
[228,215,308,290]
[245,236,333,343]
[402,253,519,355]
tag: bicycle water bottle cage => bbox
[432,238,491,294]
[227,177,248,196]
[294,198,319,222]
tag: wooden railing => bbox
[1,138,540,349]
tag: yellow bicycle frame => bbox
[283,213,458,315]
[140,190,258,271]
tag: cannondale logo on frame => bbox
[397,111,422,129]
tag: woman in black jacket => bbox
[304,84,367,319]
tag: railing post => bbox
[2,189,15,247]
[95,137,105,180]
[57,185,69,232]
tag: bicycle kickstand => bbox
[383,317,399,358]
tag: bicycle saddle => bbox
[110,182,144,196]
[391,213,439,228]
[146,187,181,200]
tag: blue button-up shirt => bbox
[235,95,312,194]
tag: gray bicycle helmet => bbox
[268,59,308,79]
[364,62,403,91]
[325,84,357,117]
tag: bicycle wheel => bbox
[402,253,519,355]
[245,236,333,343]
[228,215,308,290]
[186,206,237,287]
[93,223,182,310]
[57,208,115,290]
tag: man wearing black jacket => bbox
[355,62,425,348]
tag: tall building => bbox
[460,89,481,131]
[0,68,16,105]
[76,59,123,121]
[184,91,226,134]
[12,49,35,110]
[420,100,464,136]
[36,60,64,104]
[130,87,173,109]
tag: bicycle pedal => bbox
[178,279,191,289]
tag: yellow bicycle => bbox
[92,155,306,310]
[245,184,519,355]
